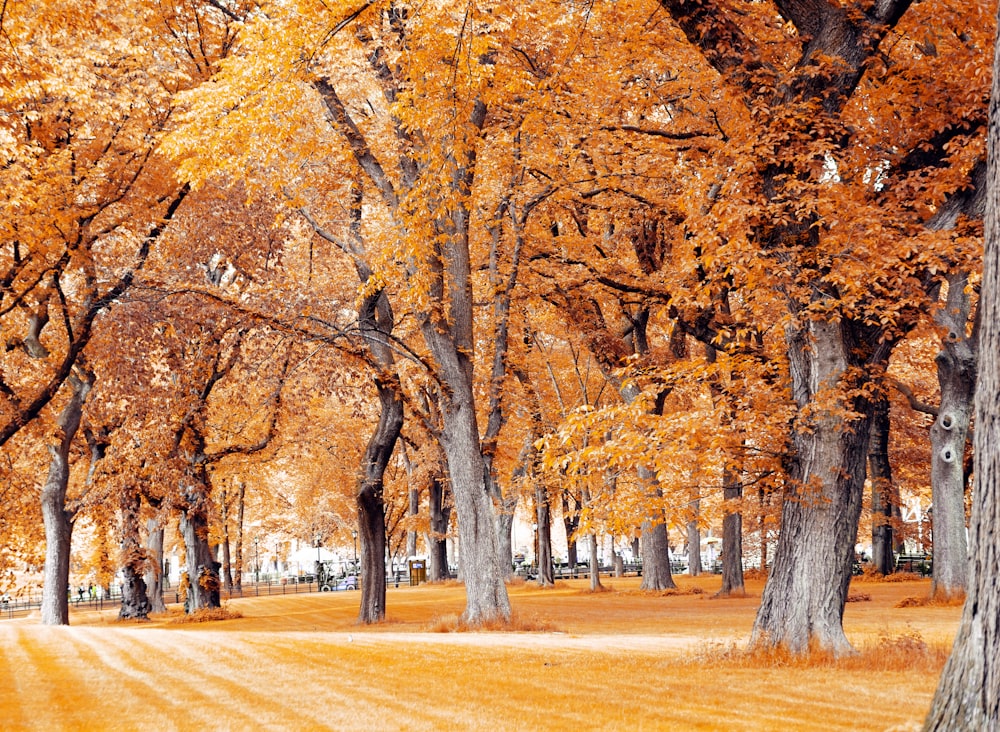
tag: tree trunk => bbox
[687,504,702,576]
[869,395,896,575]
[407,486,419,559]
[179,486,220,612]
[562,492,581,571]
[219,489,234,593]
[427,476,451,581]
[929,272,975,599]
[427,356,510,622]
[536,486,554,587]
[355,286,404,624]
[144,518,166,614]
[588,533,603,592]
[40,372,92,626]
[495,507,515,577]
[640,517,677,590]
[924,40,1000,722]
[118,490,151,620]
[718,467,746,596]
[752,320,881,655]
[758,487,771,571]
[234,483,245,591]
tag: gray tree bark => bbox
[118,490,151,620]
[219,488,234,593]
[234,483,245,591]
[562,492,581,572]
[929,272,975,599]
[179,484,219,612]
[144,518,166,613]
[536,486,554,587]
[427,476,451,581]
[869,395,896,575]
[640,505,677,591]
[718,468,746,596]
[356,287,403,624]
[752,320,883,655]
[687,505,702,576]
[407,485,419,559]
[40,371,92,626]
[923,27,1000,726]
[588,533,603,592]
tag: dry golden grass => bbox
[0,575,958,731]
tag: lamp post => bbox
[352,530,358,574]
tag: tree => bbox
[923,13,1000,724]
[645,0,990,654]
[39,369,93,625]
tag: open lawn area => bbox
[0,575,958,731]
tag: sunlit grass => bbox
[0,574,958,731]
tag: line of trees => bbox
[2,4,1000,713]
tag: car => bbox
[336,575,358,590]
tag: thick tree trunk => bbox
[929,272,975,599]
[427,476,450,581]
[179,487,220,612]
[40,373,91,626]
[487,455,517,578]
[41,488,74,626]
[639,468,677,590]
[718,468,746,596]
[118,490,151,620]
[356,288,404,624]
[427,357,510,622]
[923,36,1000,726]
[144,518,166,614]
[495,507,515,577]
[752,320,880,655]
[640,517,677,591]
[357,492,387,623]
[869,395,896,575]
[536,487,554,587]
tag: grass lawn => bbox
[0,574,958,731]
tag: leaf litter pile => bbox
[0,576,958,731]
